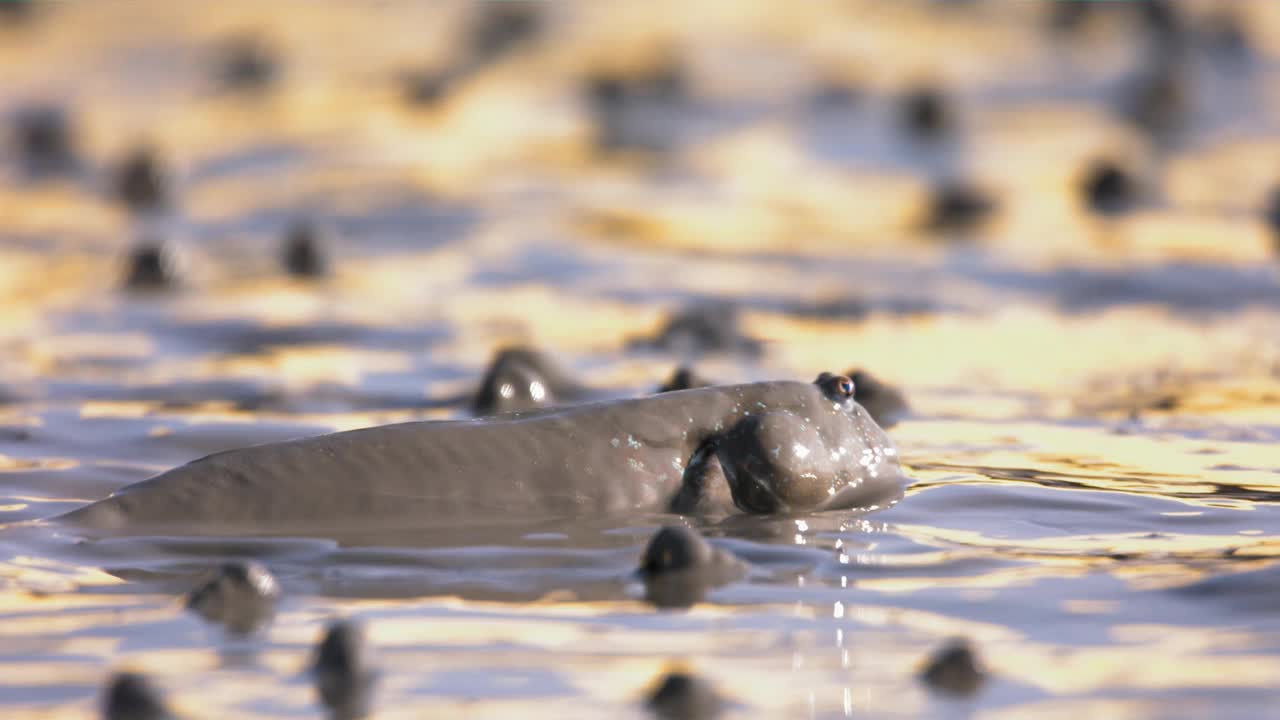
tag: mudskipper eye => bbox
[836,376,855,397]
[815,372,856,400]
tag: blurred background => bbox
[2,0,1279,405]
[3,1,1280,718]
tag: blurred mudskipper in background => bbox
[2,0,1280,718]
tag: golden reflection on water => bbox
[2,585,1272,718]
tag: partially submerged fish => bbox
[58,374,908,536]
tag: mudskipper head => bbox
[717,373,906,514]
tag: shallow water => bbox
[3,0,1280,717]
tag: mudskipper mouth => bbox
[731,475,907,515]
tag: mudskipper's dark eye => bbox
[815,372,856,400]
[837,376,855,397]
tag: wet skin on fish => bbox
[57,375,907,536]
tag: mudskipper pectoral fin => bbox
[669,442,735,516]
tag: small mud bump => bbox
[919,638,987,696]
[923,181,995,236]
[400,67,461,107]
[1263,187,1280,253]
[898,85,951,142]
[1045,0,1094,34]
[1081,160,1138,217]
[657,366,711,394]
[632,303,762,357]
[311,620,377,720]
[472,346,586,415]
[102,671,175,720]
[644,670,723,720]
[466,0,544,64]
[282,219,332,278]
[215,34,278,91]
[184,560,280,634]
[0,426,33,442]
[641,526,714,575]
[1136,0,1182,45]
[639,526,746,609]
[122,238,180,291]
[114,146,170,214]
[13,104,78,176]
[0,0,35,22]
[583,60,689,153]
